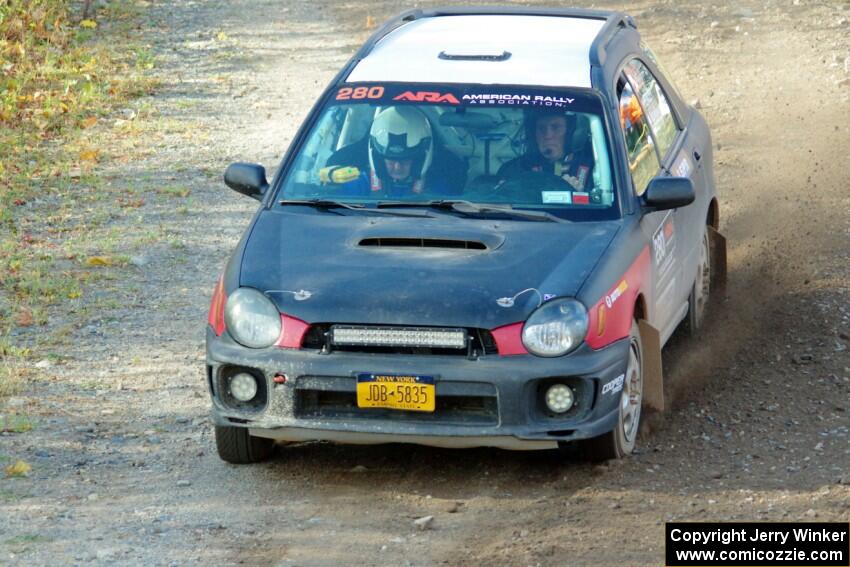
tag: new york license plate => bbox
[356,373,436,412]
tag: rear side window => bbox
[640,42,686,105]
[618,79,659,196]
[624,59,678,159]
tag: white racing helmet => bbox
[368,106,433,191]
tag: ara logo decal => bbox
[601,374,625,396]
[604,280,628,308]
[393,91,460,104]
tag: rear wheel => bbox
[582,320,643,461]
[215,425,274,464]
[685,225,711,335]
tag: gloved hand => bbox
[319,166,361,184]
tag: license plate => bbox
[356,373,436,412]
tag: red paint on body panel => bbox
[585,246,651,349]
[275,314,310,349]
[491,322,528,356]
[207,276,226,336]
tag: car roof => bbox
[347,12,614,88]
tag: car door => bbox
[616,75,677,335]
[621,59,705,341]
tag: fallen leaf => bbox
[365,15,376,28]
[85,256,114,266]
[5,460,32,477]
[215,31,228,41]
[13,198,25,206]
[67,291,82,299]
[15,309,34,327]
[80,19,98,29]
[79,149,99,162]
[118,198,145,208]
[80,116,98,129]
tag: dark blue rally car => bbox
[206,7,726,463]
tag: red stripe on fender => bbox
[585,246,651,349]
[275,314,309,349]
[491,322,528,356]
[207,276,226,336]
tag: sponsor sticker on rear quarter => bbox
[542,191,572,204]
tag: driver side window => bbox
[618,78,659,196]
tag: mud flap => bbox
[708,226,727,290]
[639,319,664,413]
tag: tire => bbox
[582,320,643,461]
[684,225,712,336]
[215,425,274,464]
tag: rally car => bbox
[205,7,726,463]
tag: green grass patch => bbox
[0,0,156,369]
[4,534,52,548]
[0,359,25,399]
[0,415,35,433]
[157,185,191,198]
[0,488,23,502]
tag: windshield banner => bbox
[333,83,600,111]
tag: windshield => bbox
[276,83,619,220]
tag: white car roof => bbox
[347,15,606,88]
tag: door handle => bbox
[693,149,702,162]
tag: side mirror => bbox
[224,163,268,201]
[642,176,695,212]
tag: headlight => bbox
[522,298,588,357]
[224,288,281,348]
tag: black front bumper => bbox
[205,327,629,449]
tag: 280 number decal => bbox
[336,86,385,100]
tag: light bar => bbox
[331,325,467,349]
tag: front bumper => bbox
[205,327,630,450]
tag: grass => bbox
[157,185,191,198]
[4,534,52,548]
[0,415,35,433]
[0,488,24,502]
[0,362,23,399]
[0,0,156,396]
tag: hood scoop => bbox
[359,237,488,250]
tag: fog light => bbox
[229,372,258,402]
[545,384,574,414]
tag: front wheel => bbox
[215,425,275,464]
[582,320,643,461]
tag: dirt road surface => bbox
[2,1,848,565]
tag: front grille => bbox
[331,325,467,349]
[294,376,498,425]
[302,324,499,356]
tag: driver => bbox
[498,109,594,191]
[368,106,433,195]
[325,106,463,197]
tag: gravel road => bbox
[2,1,848,565]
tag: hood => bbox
[240,209,620,329]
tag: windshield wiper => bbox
[279,199,434,218]
[377,200,565,223]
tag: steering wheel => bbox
[467,169,574,204]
